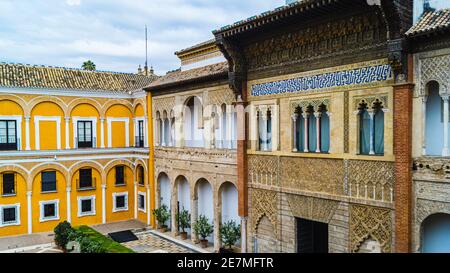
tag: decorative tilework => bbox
[251,64,392,97]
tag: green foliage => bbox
[54,221,73,250]
[193,215,214,240]
[75,226,134,253]
[220,220,241,249]
[82,60,96,71]
[176,208,191,233]
[153,205,170,227]
[79,237,107,253]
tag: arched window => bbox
[184,97,204,148]
[319,104,330,153]
[425,81,444,156]
[358,101,384,155]
[307,106,316,152]
[293,107,304,152]
[138,165,145,186]
[359,103,371,155]
[422,213,450,253]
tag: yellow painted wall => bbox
[70,168,102,226]
[0,173,28,236]
[135,104,145,117]
[106,105,133,148]
[31,102,64,151]
[0,100,26,150]
[111,122,126,148]
[105,166,134,223]
[71,104,100,148]
[39,121,57,150]
[31,170,67,233]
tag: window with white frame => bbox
[0,204,20,227]
[78,196,96,217]
[138,192,146,212]
[39,200,59,222]
[113,192,128,212]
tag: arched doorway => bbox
[221,182,239,224]
[422,213,450,253]
[176,175,191,234]
[158,173,171,228]
[196,178,214,242]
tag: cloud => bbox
[0,0,283,74]
[66,0,81,6]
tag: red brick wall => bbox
[393,83,414,253]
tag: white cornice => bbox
[0,87,139,99]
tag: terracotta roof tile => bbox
[406,9,450,37]
[0,63,157,93]
[147,62,228,90]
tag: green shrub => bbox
[220,220,241,249]
[79,237,107,253]
[193,215,213,240]
[176,208,191,233]
[153,205,170,228]
[54,221,74,250]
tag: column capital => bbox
[26,191,32,197]
[421,95,428,103]
[25,116,31,122]
[291,113,298,121]
[66,187,72,193]
[101,184,107,189]
[100,117,106,122]
[313,112,322,118]
[64,117,71,122]
[442,94,450,101]
[302,112,309,119]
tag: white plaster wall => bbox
[178,178,191,234]
[426,87,445,155]
[159,174,171,227]
[222,183,239,224]
[198,180,214,242]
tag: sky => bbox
[0,0,282,75]
[0,0,448,76]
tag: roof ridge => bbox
[0,61,146,76]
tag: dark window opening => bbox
[138,166,145,186]
[41,171,57,192]
[43,203,56,218]
[79,169,93,189]
[0,120,18,151]
[77,121,93,148]
[136,120,145,147]
[115,195,126,209]
[138,194,145,210]
[115,166,125,185]
[2,207,17,223]
[297,218,328,253]
[2,173,16,196]
[81,199,93,213]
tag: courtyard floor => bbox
[0,220,211,253]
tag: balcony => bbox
[75,137,97,149]
[0,137,20,151]
[135,136,145,148]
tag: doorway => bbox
[297,218,328,253]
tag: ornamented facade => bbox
[0,64,156,236]
[145,41,240,251]
[214,0,414,253]
[409,8,450,253]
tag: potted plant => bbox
[220,220,241,253]
[193,215,214,248]
[177,208,191,240]
[152,205,170,232]
[54,221,74,252]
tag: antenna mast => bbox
[145,25,149,75]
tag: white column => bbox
[144,117,149,148]
[292,114,298,152]
[261,110,268,151]
[443,95,449,156]
[368,111,375,155]
[168,119,173,147]
[25,116,31,150]
[227,111,233,149]
[100,118,105,149]
[241,217,247,253]
[422,96,427,155]
[302,113,309,152]
[251,108,259,151]
[134,182,138,219]
[161,119,166,147]
[65,117,70,149]
[66,187,71,223]
[315,112,321,153]
[27,191,32,234]
[147,186,151,226]
[102,184,106,224]
[271,106,279,152]
[218,114,223,149]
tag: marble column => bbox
[315,112,321,153]
[65,117,71,149]
[66,187,71,223]
[368,111,375,155]
[302,113,309,152]
[291,114,298,152]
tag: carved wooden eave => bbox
[213,0,413,92]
